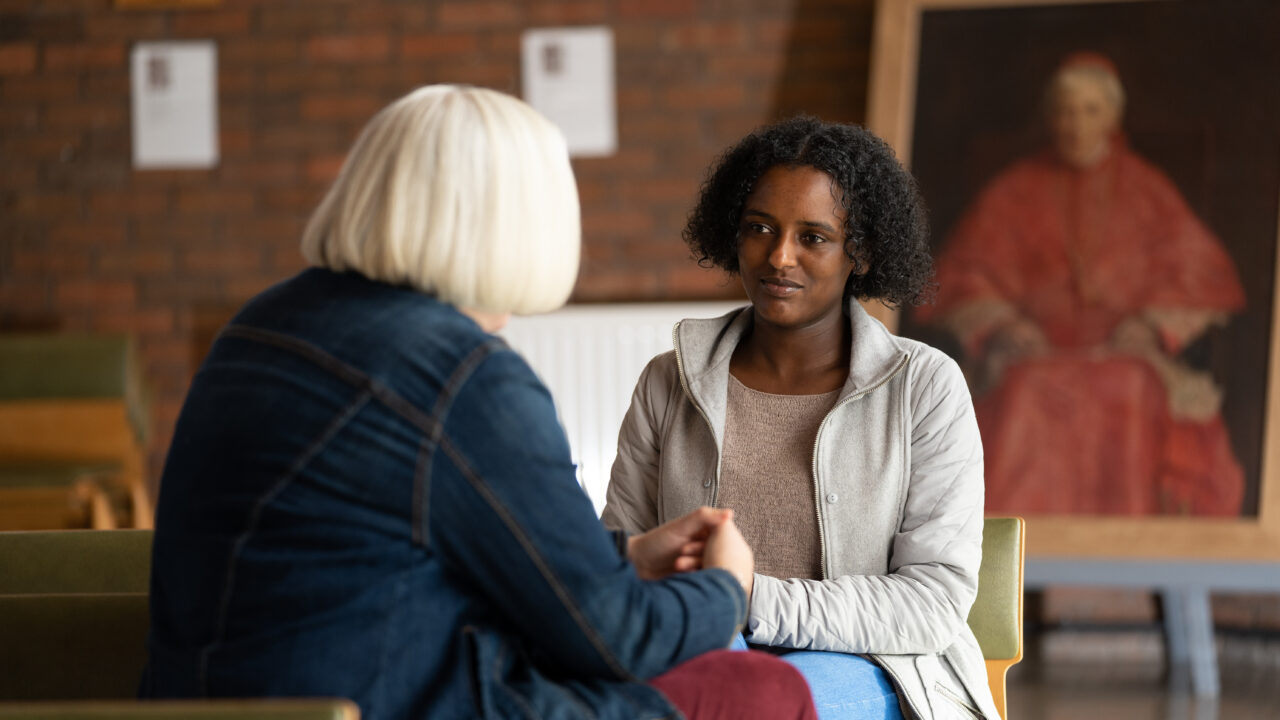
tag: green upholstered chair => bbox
[0,334,152,529]
[0,593,149,701]
[967,517,1026,720]
[0,530,152,595]
[0,700,359,720]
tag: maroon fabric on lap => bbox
[650,649,817,720]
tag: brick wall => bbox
[0,0,875,482]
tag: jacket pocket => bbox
[932,681,983,719]
[915,653,984,719]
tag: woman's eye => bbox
[746,223,770,234]
[805,234,827,244]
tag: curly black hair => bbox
[683,116,934,307]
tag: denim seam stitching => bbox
[197,387,373,694]
[415,338,506,546]
[220,324,441,434]
[439,436,636,682]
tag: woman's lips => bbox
[760,278,801,297]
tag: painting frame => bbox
[867,0,1280,560]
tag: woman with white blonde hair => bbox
[142,85,817,720]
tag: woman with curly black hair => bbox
[603,117,999,720]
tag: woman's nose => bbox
[768,234,797,269]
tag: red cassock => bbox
[917,140,1247,516]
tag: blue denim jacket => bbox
[141,269,746,719]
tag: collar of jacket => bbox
[672,297,910,446]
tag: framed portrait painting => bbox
[867,0,1280,558]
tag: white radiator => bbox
[501,302,743,514]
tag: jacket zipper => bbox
[672,322,723,505]
[809,353,910,579]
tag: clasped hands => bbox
[626,507,754,600]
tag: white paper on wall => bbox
[131,40,219,169]
[521,27,617,158]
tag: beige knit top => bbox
[716,374,839,581]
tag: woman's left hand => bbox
[627,506,732,580]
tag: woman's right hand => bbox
[703,510,754,601]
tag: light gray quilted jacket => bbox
[601,300,999,720]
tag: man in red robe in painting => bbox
[917,53,1246,516]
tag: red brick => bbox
[43,102,127,129]
[530,1,608,24]
[0,281,53,314]
[483,30,520,55]
[3,130,81,159]
[0,42,37,75]
[79,68,129,99]
[11,249,93,275]
[0,105,39,130]
[173,10,251,36]
[89,189,170,216]
[49,220,126,247]
[219,159,301,187]
[572,267,662,302]
[344,5,431,29]
[260,66,340,93]
[44,42,125,70]
[134,221,217,248]
[259,7,343,34]
[447,62,516,91]
[92,308,176,336]
[753,19,793,47]
[220,129,252,158]
[304,154,346,184]
[662,23,748,51]
[260,188,323,214]
[56,280,137,308]
[224,218,304,245]
[226,275,288,302]
[219,68,256,96]
[83,14,170,40]
[176,189,256,215]
[270,246,308,273]
[575,178,612,209]
[300,94,381,121]
[0,165,39,189]
[2,76,79,103]
[582,209,658,237]
[576,147,658,177]
[618,0,696,20]
[181,247,265,274]
[619,114,702,143]
[400,33,478,59]
[708,54,784,77]
[257,127,344,153]
[630,177,700,205]
[221,38,300,65]
[306,34,392,64]
[662,265,744,299]
[96,249,175,276]
[663,84,746,110]
[437,1,521,28]
[14,192,82,217]
[614,24,662,52]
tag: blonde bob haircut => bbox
[301,85,581,315]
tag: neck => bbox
[732,308,851,393]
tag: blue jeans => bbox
[731,635,903,720]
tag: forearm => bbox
[747,568,972,655]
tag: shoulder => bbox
[893,336,972,412]
[632,350,680,410]
[234,268,512,404]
